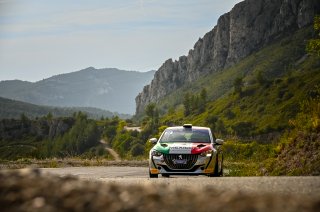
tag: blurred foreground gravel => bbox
[0,169,319,212]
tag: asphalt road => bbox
[41,166,320,197]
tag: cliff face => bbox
[136,0,320,115]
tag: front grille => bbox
[163,154,198,170]
[161,165,201,172]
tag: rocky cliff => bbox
[136,0,320,115]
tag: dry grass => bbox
[0,158,148,169]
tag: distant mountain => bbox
[0,96,130,120]
[0,67,155,114]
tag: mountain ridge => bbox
[0,96,130,120]
[135,0,320,115]
[0,67,155,114]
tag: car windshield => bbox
[159,128,211,143]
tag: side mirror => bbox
[149,138,158,144]
[215,139,224,145]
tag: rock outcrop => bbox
[136,0,320,115]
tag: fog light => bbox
[150,168,160,174]
[200,150,213,157]
[204,168,214,173]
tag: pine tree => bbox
[183,92,191,116]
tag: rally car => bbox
[149,124,224,178]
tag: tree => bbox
[198,88,208,113]
[46,112,53,120]
[50,114,100,157]
[184,89,208,115]
[183,92,191,116]
[168,106,175,115]
[206,115,218,130]
[145,103,159,125]
[231,121,256,137]
[130,143,145,157]
[190,94,199,113]
[20,113,29,122]
[306,15,320,56]
[200,88,207,103]
[145,103,156,119]
[20,113,30,127]
[233,77,243,94]
[144,103,159,136]
[256,70,268,85]
[216,120,226,134]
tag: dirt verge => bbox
[0,159,148,169]
[0,169,319,212]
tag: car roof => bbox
[165,126,210,131]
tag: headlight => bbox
[151,150,163,157]
[200,150,213,157]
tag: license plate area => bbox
[172,159,187,165]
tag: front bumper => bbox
[149,151,217,175]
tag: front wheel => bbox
[149,171,158,178]
[219,154,224,176]
[209,154,223,177]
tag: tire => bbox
[149,171,158,178]
[161,174,170,178]
[209,154,222,177]
[219,154,224,176]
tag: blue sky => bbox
[0,0,242,82]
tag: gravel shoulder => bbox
[40,166,320,196]
[1,168,319,212]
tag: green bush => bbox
[130,143,145,157]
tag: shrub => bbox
[231,122,256,137]
[130,143,145,157]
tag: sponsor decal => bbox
[169,143,192,154]
[191,143,212,154]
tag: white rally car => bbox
[149,124,224,178]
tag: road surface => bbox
[40,166,320,196]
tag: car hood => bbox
[153,142,213,154]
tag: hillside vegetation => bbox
[0,113,148,161]
[0,112,104,160]
[156,27,319,136]
[136,25,320,176]
[265,85,320,176]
